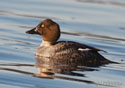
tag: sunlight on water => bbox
[0,0,125,88]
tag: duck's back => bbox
[36,41,111,66]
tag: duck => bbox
[26,19,115,66]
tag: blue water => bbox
[0,0,125,88]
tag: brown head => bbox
[26,19,60,44]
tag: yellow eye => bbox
[41,24,45,28]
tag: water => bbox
[0,0,125,88]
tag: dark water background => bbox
[0,0,125,88]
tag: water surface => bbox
[0,0,125,88]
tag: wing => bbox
[55,41,107,53]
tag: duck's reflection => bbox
[0,56,110,85]
[35,55,98,79]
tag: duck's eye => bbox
[41,24,45,28]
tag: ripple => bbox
[0,0,125,88]
[0,10,59,20]
[62,31,125,43]
[76,0,125,7]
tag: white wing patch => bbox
[78,48,91,51]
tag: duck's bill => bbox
[26,27,40,35]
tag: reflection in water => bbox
[0,59,96,85]
[0,56,120,87]
[34,56,119,87]
[0,55,122,87]
[35,55,100,82]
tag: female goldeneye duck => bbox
[26,19,115,65]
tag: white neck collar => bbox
[40,40,52,47]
